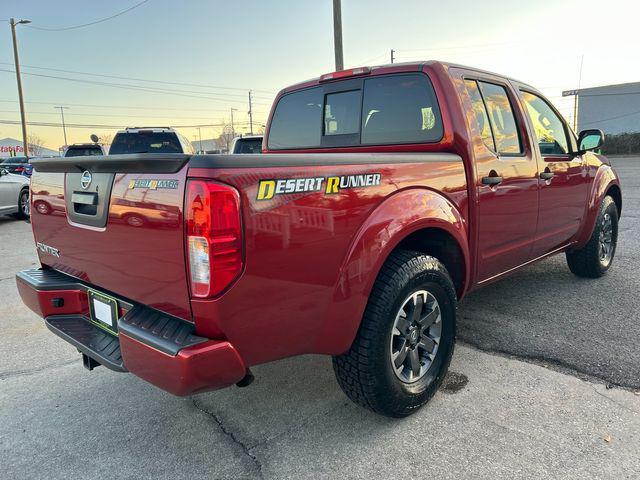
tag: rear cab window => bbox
[233,137,264,154]
[109,131,184,155]
[267,72,443,149]
[64,146,103,157]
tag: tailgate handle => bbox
[72,192,98,206]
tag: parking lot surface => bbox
[1,158,639,479]
[459,157,640,389]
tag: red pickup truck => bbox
[18,61,621,417]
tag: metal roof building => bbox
[578,81,640,134]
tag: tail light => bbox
[186,180,243,298]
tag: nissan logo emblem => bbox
[80,170,92,190]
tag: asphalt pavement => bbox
[459,157,640,389]
[1,158,639,479]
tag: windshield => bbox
[233,138,263,154]
[65,147,103,157]
[109,132,183,154]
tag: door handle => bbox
[481,174,503,186]
[539,171,554,180]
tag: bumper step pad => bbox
[118,305,207,356]
[46,316,126,372]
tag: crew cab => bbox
[16,61,621,417]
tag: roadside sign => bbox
[562,89,579,97]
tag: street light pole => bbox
[54,106,69,146]
[332,0,344,71]
[248,90,254,135]
[197,127,202,153]
[9,18,31,157]
[230,108,237,137]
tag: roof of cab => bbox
[278,60,536,95]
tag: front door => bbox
[518,89,591,256]
[461,76,540,282]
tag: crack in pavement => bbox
[190,397,264,479]
[0,357,79,380]
[458,340,640,392]
[589,384,640,416]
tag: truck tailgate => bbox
[29,154,192,320]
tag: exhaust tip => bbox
[235,369,254,388]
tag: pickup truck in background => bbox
[17,61,621,417]
[230,135,263,154]
[64,143,108,157]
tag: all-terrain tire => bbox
[332,250,457,417]
[566,195,618,278]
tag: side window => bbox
[324,90,361,136]
[361,74,443,145]
[520,91,569,155]
[464,80,495,151]
[267,87,323,149]
[478,81,522,154]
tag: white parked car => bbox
[0,166,29,219]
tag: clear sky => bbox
[0,0,638,150]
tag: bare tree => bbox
[27,133,44,156]
[99,133,113,145]
[217,124,235,153]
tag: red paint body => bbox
[19,61,621,396]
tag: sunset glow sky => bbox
[1,0,638,150]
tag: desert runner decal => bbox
[128,179,179,190]
[256,173,381,201]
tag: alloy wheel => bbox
[389,290,442,383]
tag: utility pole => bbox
[10,18,31,157]
[390,49,395,64]
[197,127,202,153]
[54,106,69,146]
[248,90,254,135]
[230,108,237,137]
[332,0,344,71]
[574,55,584,132]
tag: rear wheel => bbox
[13,188,29,220]
[332,250,456,417]
[566,195,618,278]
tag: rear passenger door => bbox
[517,89,590,256]
[461,76,540,282]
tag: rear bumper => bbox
[16,268,246,396]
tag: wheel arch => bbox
[606,183,622,217]
[574,165,621,248]
[314,187,470,355]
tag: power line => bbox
[0,62,277,96]
[0,68,273,105]
[0,99,270,114]
[397,41,522,53]
[0,118,261,129]
[0,108,267,123]
[25,0,150,31]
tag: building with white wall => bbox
[578,82,640,134]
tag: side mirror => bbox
[0,168,8,176]
[578,129,604,153]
